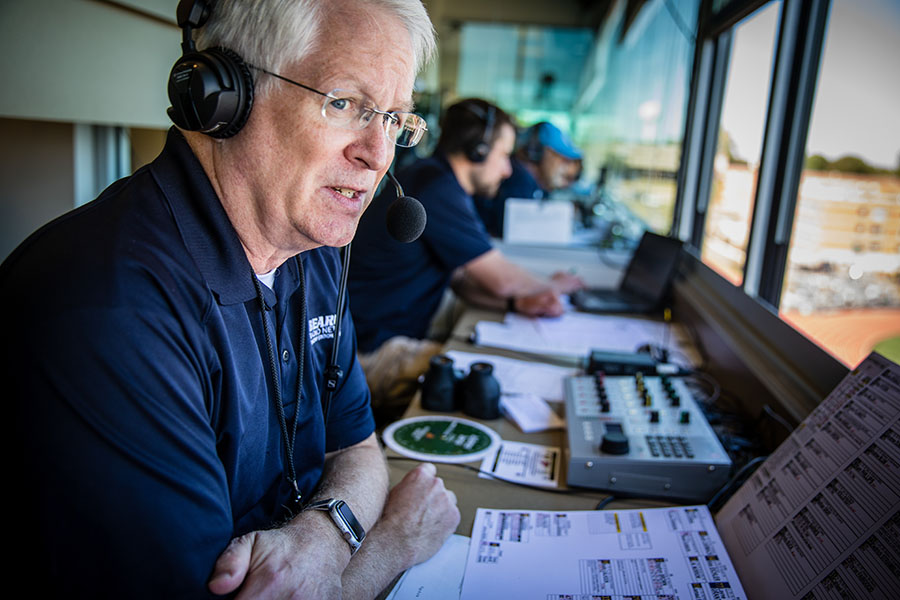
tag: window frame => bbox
[674,0,848,418]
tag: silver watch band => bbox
[305,498,366,555]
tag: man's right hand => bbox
[207,510,350,599]
[513,290,566,318]
[375,462,460,569]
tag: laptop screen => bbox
[619,232,683,302]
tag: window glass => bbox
[780,0,900,367]
[701,1,781,285]
[457,24,593,118]
[576,0,700,246]
[454,1,700,248]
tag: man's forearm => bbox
[311,432,390,532]
[207,433,391,597]
[341,463,461,599]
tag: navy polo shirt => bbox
[349,153,493,352]
[2,128,373,598]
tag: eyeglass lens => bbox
[321,91,426,148]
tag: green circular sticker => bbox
[383,416,501,463]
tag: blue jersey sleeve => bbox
[10,286,232,598]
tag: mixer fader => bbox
[564,372,732,502]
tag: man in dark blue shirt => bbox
[475,121,584,237]
[2,1,458,597]
[350,99,584,415]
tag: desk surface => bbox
[384,305,679,536]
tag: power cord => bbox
[595,496,617,510]
[707,455,768,513]
[385,455,606,502]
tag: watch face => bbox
[335,501,366,541]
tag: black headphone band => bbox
[459,101,497,163]
[167,0,254,139]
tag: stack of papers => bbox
[444,350,575,403]
[474,312,669,358]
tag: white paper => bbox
[503,198,574,245]
[716,352,900,600]
[478,440,562,488]
[500,393,565,433]
[460,506,747,599]
[385,534,470,600]
[474,311,669,358]
[443,350,576,403]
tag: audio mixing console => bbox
[564,372,732,502]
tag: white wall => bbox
[0,0,179,128]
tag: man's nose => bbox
[347,116,393,172]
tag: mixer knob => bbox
[600,431,630,455]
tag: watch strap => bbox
[304,498,365,555]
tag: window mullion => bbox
[743,0,802,298]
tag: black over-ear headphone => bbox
[523,122,545,163]
[460,102,496,163]
[167,0,254,139]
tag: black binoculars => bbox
[421,354,501,419]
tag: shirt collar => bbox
[151,128,258,306]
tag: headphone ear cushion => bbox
[167,46,254,139]
[467,141,489,163]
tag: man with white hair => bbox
[2,0,458,597]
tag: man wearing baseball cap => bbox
[476,121,584,237]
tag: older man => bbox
[2,0,458,597]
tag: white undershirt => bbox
[256,267,277,291]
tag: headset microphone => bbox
[321,169,426,426]
[384,171,427,243]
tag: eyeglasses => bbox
[250,66,428,148]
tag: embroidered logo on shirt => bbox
[308,313,337,346]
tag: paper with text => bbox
[478,440,562,488]
[460,506,746,599]
[474,312,669,358]
[385,534,470,600]
[716,352,900,599]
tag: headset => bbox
[458,101,496,163]
[167,0,254,139]
[522,122,546,163]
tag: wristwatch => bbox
[304,498,366,555]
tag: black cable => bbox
[252,260,306,509]
[707,456,768,513]
[681,371,721,407]
[321,243,351,427]
[385,455,603,501]
[759,404,795,436]
[595,496,617,510]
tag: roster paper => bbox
[459,505,746,599]
[715,352,900,599]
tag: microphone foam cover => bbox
[386,195,427,243]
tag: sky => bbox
[806,0,900,169]
[722,0,900,170]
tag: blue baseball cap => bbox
[534,122,582,160]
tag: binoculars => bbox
[421,354,501,419]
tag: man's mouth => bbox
[332,187,360,199]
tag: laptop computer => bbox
[572,231,683,314]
